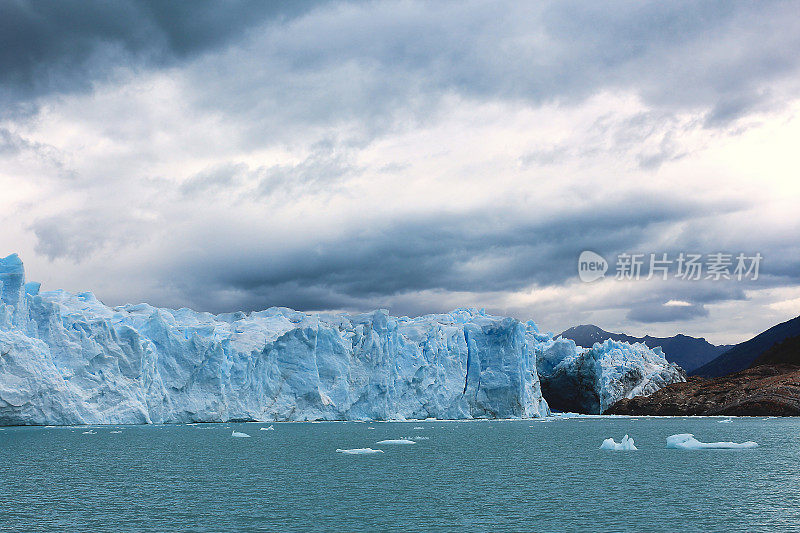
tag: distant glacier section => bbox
[537,339,687,414]
[0,254,683,425]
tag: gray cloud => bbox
[256,142,361,198]
[32,214,111,261]
[5,1,798,132]
[179,162,248,197]
[151,195,749,314]
[0,128,28,156]
[3,1,800,343]
[520,110,699,170]
[621,280,747,324]
[171,0,800,151]
[0,127,66,169]
[178,143,361,200]
[627,302,709,323]
[0,0,323,115]
[31,209,157,262]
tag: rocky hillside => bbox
[606,334,800,416]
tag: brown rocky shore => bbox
[606,335,800,416]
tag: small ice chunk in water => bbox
[110,430,122,434]
[82,430,96,435]
[231,430,251,438]
[376,439,416,445]
[401,435,429,441]
[336,448,384,455]
[413,427,424,430]
[260,425,274,431]
[600,434,637,451]
[718,419,732,424]
[666,433,757,449]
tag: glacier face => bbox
[0,254,683,425]
[537,338,687,414]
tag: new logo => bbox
[578,251,607,282]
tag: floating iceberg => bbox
[718,419,732,424]
[600,434,637,451]
[260,425,274,431]
[0,254,680,425]
[376,439,416,445]
[666,434,758,449]
[413,426,424,430]
[336,448,384,455]
[231,430,251,438]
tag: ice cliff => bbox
[537,337,686,414]
[0,254,684,425]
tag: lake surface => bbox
[2,417,799,532]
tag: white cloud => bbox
[664,300,692,307]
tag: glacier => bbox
[537,338,686,414]
[0,254,684,425]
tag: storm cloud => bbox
[0,1,321,112]
[2,0,800,344]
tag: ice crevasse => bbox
[0,254,684,425]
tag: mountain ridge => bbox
[558,324,730,372]
[691,315,800,377]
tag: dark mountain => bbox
[691,315,800,377]
[558,324,730,372]
[607,334,800,416]
[749,334,800,368]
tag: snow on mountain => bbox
[0,254,682,424]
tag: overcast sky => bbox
[2,1,800,343]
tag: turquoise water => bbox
[2,417,799,532]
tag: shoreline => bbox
[0,413,792,428]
